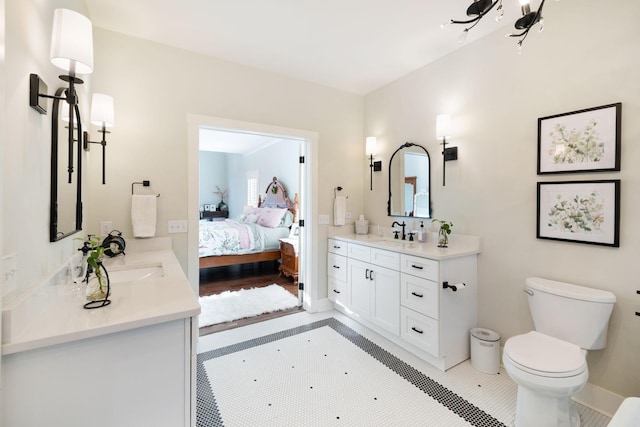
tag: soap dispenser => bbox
[418,221,427,243]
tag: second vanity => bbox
[1,238,200,427]
[328,233,480,371]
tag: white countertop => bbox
[2,248,200,355]
[329,233,481,260]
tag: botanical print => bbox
[547,119,604,164]
[538,103,620,174]
[537,180,619,247]
[547,190,604,234]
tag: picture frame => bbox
[537,180,620,247]
[203,204,211,212]
[537,103,621,174]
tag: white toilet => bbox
[503,277,616,427]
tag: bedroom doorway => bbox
[187,115,317,333]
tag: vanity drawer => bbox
[328,277,348,307]
[400,273,438,319]
[347,243,370,262]
[327,253,347,282]
[371,248,400,271]
[401,254,439,282]
[400,306,439,357]
[328,238,347,256]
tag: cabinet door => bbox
[371,266,400,335]
[348,259,371,320]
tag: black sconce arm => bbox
[83,127,109,185]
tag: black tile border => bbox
[197,317,506,427]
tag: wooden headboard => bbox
[258,176,298,222]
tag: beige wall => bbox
[88,28,364,303]
[2,0,91,300]
[363,0,640,397]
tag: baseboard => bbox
[573,382,625,418]
[304,297,333,313]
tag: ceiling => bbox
[84,0,519,96]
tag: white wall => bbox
[2,0,90,301]
[89,28,364,301]
[363,0,640,397]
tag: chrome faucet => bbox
[391,221,407,240]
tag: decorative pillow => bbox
[257,208,287,228]
[279,210,294,227]
[241,208,261,222]
[244,213,260,224]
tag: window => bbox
[247,170,259,207]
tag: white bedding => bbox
[198,219,289,258]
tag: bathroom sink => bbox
[107,264,164,283]
[374,240,405,248]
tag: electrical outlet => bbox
[2,252,18,297]
[318,214,329,225]
[100,221,113,237]
[168,220,188,233]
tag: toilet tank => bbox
[526,277,616,350]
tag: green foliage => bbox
[76,235,105,278]
[432,218,453,235]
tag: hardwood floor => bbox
[198,261,302,336]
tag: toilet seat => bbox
[504,331,587,378]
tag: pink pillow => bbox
[257,208,287,228]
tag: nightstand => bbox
[279,238,298,284]
[201,210,228,221]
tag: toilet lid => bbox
[504,331,587,377]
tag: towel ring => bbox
[334,186,348,198]
[132,180,160,197]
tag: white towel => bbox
[334,196,347,226]
[131,195,157,237]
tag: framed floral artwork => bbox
[537,180,620,247]
[537,103,621,174]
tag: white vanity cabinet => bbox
[327,235,479,371]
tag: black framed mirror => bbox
[387,142,431,218]
[50,87,83,242]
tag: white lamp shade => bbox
[91,93,114,128]
[50,9,94,75]
[436,114,452,140]
[365,137,377,156]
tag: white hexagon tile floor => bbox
[197,311,611,427]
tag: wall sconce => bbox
[436,114,457,186]
[366,136,382,191]
[29,8,94,183]
[84,94,115,185]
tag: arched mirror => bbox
[50,87,83,242]
[387,142,431,218]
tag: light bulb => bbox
[440,21,450,29]
[517,42,524,54]
[495,5,504,21]
[538,17,545,32]
[458,29,469,44]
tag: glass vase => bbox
[438,228,449,248]
[86,263,110,301]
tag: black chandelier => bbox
[443,0,548,50]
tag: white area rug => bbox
[199,284,298,327]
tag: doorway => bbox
[186,115,318,330]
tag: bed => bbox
[198,177,298,269]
